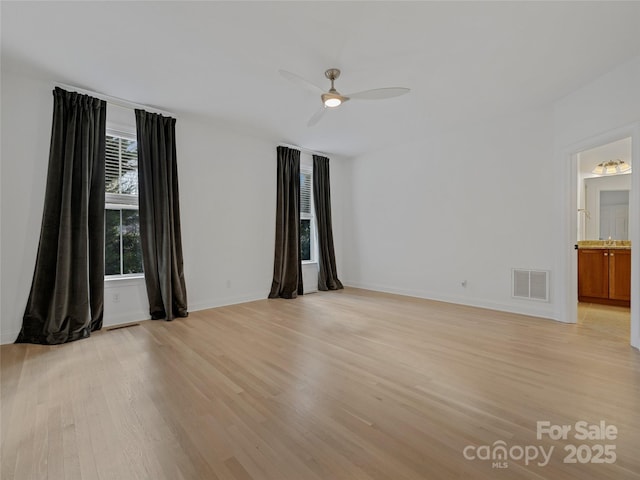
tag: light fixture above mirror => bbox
[592,159,631,175]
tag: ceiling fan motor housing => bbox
[322,68,347,107]
[325,68,341,81]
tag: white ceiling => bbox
[3,1,640,157]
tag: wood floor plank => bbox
[1,288,639,479]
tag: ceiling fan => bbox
[279,68,410,126]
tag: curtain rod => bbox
[54,82,174,117]
[278,142,331,158]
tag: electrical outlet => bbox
[113,293,120,303]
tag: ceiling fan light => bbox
[322,94,342,108]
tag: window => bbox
[300,167,316,262]
[105,132,143,277]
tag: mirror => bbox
[582,176,630,240]
[599,190,629,240]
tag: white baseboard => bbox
[0,293,268,345]
[102,292,271,326]
[342,280,557,321]
[103,310,149,327]
[1,285,560,346]
[188,292,268,313]
[0,314,150,345]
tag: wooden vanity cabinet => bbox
[578,249,609,300]
[578,248,630,306]
[609,249,631,301]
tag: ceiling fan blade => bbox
[279,69,324,95]
[307,107,326,127]
[347,87,410,100]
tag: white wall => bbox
[342,107,556,319]
[0,67,347,343]
[553,55,640,349]
[1,72,52,343]
[554,56,640,149]
[340,54,640,349]
[176,114,276,313]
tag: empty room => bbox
[2,2,640,479]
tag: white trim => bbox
[104,275,145,284]
[188,292,268,313]
[105,201,138,209]
[559,123,640,350]
[55,82,174,117]
[343,281,556,320]
[103,313,149,328]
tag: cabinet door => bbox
[609,249,631,301]
[578,249,609,299]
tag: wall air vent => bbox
[512,269,549,302]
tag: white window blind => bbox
[106,135,138,205]
[300,170,312,215]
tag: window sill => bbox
[104,275,144,285]
[302,261,318,266]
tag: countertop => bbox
[577,240,631,250]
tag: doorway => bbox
[577,303,630,341]
[576,137,631,340]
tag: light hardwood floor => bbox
[2,288,639,480]
[577,302,630,342]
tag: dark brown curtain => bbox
[135,109,188,320]
[313,155,343,291]
[269,146,303,299]
[17,87,106,345]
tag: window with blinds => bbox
[300,170,311,216]
[105,132,143,277]
[106,134,139,204]
[300,167,315,262]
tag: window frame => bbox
[300,165,317,264]
[104,127,144,280]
